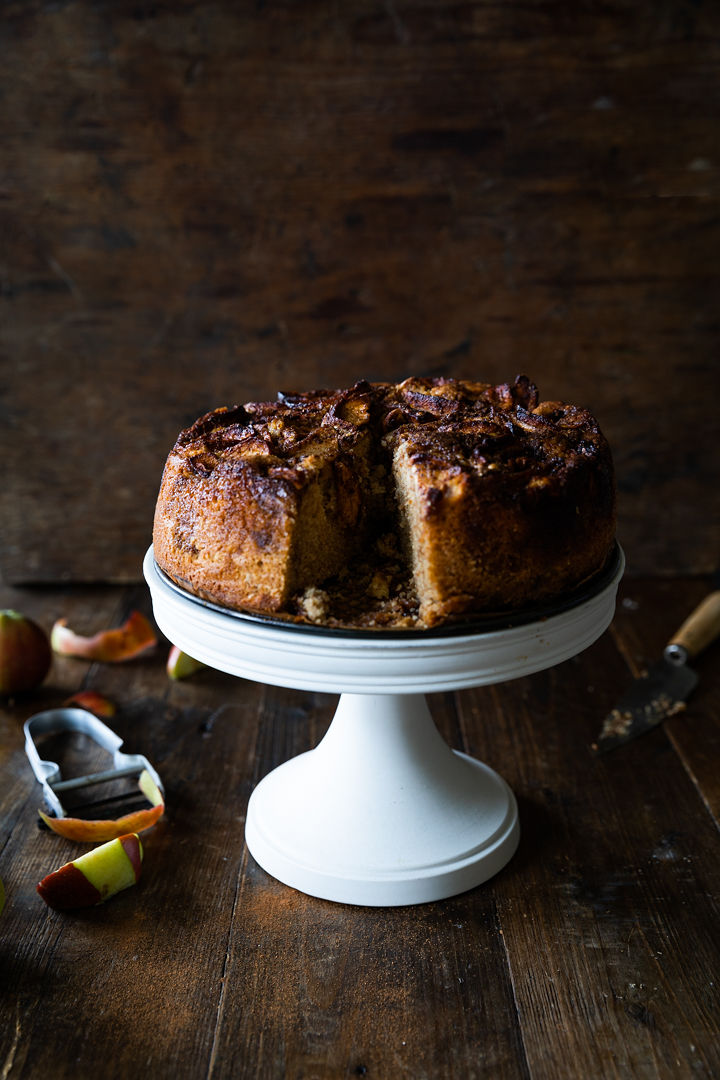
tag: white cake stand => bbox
[144,545,624,906]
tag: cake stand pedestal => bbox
[144,546,624,906]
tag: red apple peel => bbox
[61,691,116,717]
[39,769,164,842]
[51,611,157,662]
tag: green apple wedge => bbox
[166,644,206,679]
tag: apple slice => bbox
[51,611,157,662]
[39,769,164,842]
[166,645,206,680]
[37,833,143,910]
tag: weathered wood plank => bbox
[2,1,719,583]
[478,578,720,1079]
[0,590,257,1077]
[607,576,720,825]
[1,577,718,1079]
[207,684,529,1080]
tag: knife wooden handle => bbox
[667,591,720,659]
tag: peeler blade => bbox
[24,707,163,820]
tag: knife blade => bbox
[592,590,720,753]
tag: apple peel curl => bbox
[61,691,116,717]
[38,768,164,842]
[51,611,157,662]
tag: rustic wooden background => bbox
[2,7,720,1077]
[1,0,718,584]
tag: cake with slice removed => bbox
[153,376,616,628]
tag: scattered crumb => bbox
[367,572,391,600]
[600,708,635,740]
[298,586,330,623]
[599,695,686,742]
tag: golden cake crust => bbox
[386,395,615,624]
[153,377,616,628]
[152,384,378,613]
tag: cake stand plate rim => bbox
[143,545,624,692]
[146,542,624,640]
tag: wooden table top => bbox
[1,574,718,1079]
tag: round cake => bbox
[152,376,616,629]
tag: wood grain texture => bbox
[0,575,718,1078]
[1,1,719,583]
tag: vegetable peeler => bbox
[24,708,164,821]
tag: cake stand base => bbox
[144,544,624,907]
[245,692,519,906]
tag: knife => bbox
[592,590,720,753]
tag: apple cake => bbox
[153,377,616,628]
